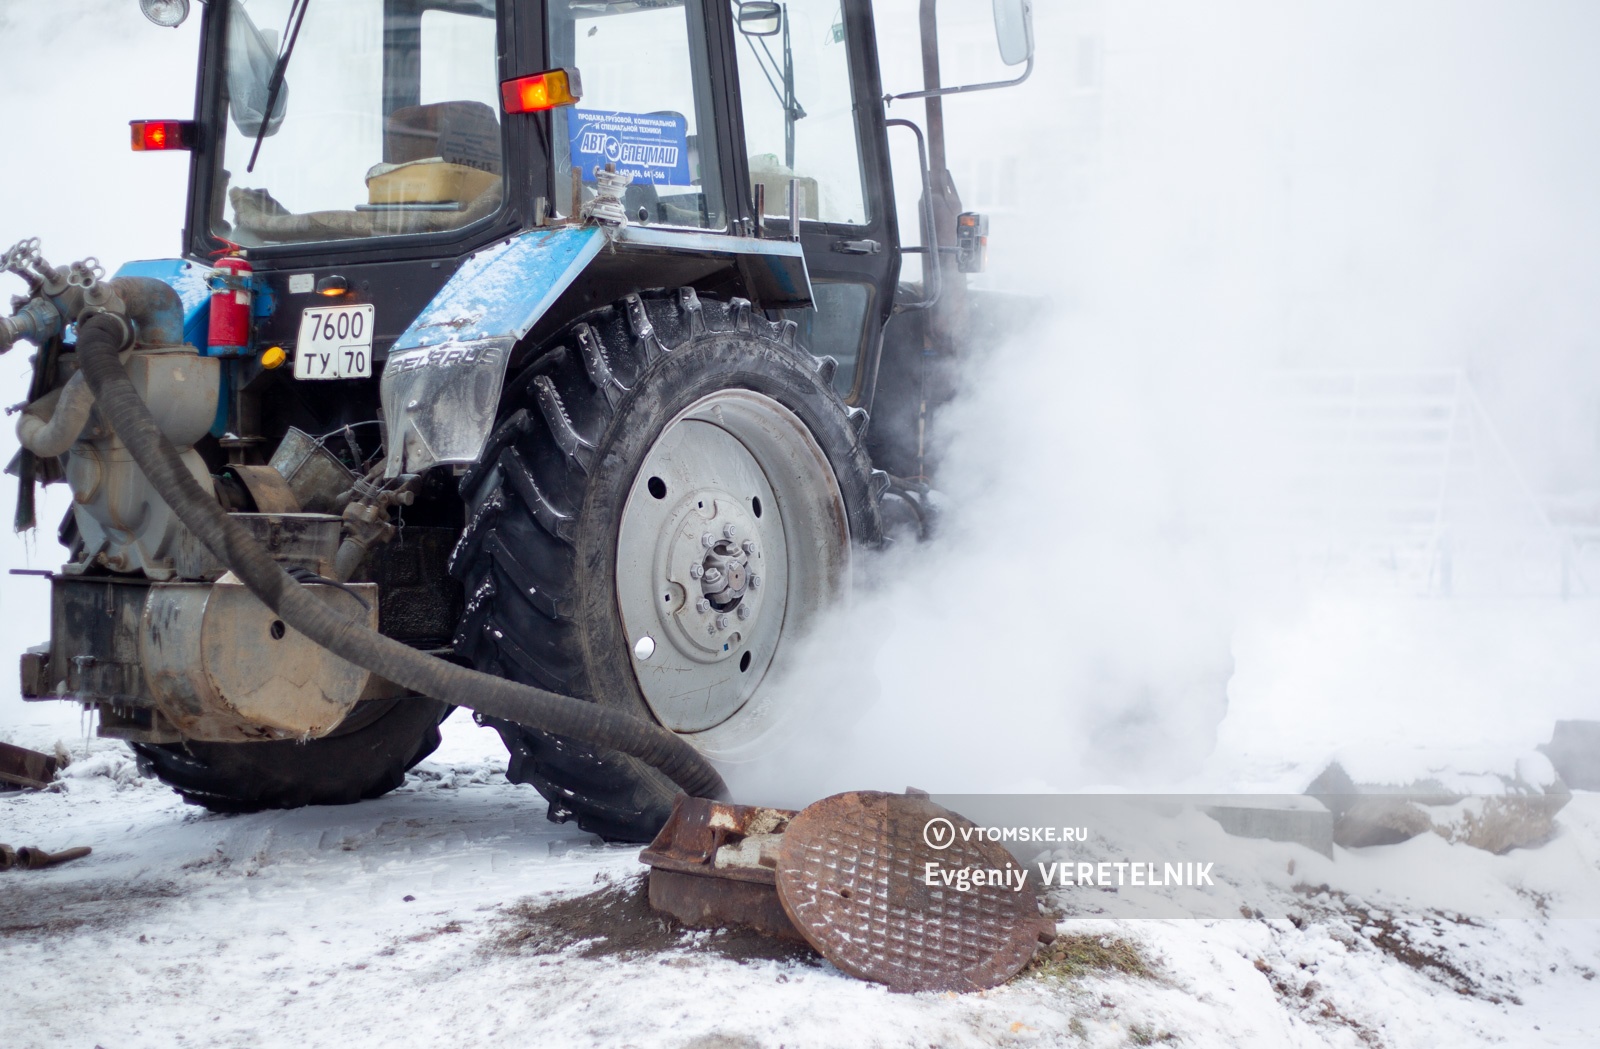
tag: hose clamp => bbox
[73,308,135,352]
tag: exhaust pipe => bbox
[68,304,726,802]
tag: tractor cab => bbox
[169,0,1030,407]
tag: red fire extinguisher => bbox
[207,247,253,356]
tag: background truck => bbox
[1,0,1033,841]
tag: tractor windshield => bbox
[546,0,726,230]
[212,0,502,247]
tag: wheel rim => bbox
[615,389,851,755]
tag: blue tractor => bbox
[2,0,1033,840]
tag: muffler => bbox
[142,578,381,741]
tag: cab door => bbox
[722,0,901,407]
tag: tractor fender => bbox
[381,227,605,476]
[380,226,814,477]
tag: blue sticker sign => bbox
[568,109,692,186]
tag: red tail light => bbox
[500,69,583,115]
[130,120,197,152]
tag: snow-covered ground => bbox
[5,691,1599,1049]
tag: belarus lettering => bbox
[389,343,503,373]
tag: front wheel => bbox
[451,289,881,841]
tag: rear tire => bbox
[131,698,451,813]
[452,289,881,842]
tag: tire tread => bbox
[452,289,876,842]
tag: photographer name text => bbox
[922,860,1216,893]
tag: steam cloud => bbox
[732,0,1600,804]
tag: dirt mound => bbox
[488,873,819,967]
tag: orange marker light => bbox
[500,69,583,115]
[130,120,196,152]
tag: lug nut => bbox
[689,564,704,580]
[723,522,737,539]
[742,539,756,556]
[695,598,710,613]
[737,605,752,621]
[749,573,762,591]
[715,613,731,630]
[701,532,715,548]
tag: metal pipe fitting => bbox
[16,371,96,457]
[106,275,185,347]
[0,844,93,871]
[0,295,68,354]
[0,271,180,354]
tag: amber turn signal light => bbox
[130,120,197,152]
[500,69,583,115]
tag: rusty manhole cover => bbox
[775,791,1048,992]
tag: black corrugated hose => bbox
[71,308,727,802]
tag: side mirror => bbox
[737,1,782,38]
[992,0,1034,67]
[886,0,1034,105]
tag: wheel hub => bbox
[699,541,751,611]
[614,389,851,747]
[661,489,769,658]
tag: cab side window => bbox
[548,0,725,229]
[732,1,869,225]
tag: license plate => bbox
[294,303,375,380]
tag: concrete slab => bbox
[1542,720,1600,791]
[1203,798,1334,858]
